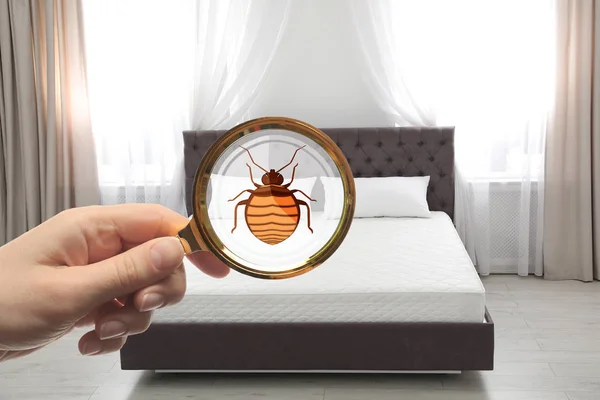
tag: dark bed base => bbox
[121,309,494,372]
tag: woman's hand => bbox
[0,204,229,361]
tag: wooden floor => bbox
[1,275,599,400]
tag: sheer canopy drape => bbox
[350,0,555,275]
[82,0,290,213]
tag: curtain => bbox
[349,1,436,127]
[544,0,599,281]
[82,0,290,213]
[0,0,99,245]
[350,0,555,275]
[172,0,291,213]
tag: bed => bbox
[120,126,494,372]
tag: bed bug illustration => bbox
[228,145,316,245]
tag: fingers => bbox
[187,251,230,278]
[94,302,153,340]
[25,204,189,266]
[132,263,186,312]
[75,309,101,328]
[77,204,190,264]
[78,330,128,356]
[60,236,184,309]
[79,300,154,356]
[75,297,128,328]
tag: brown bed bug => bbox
[228,145,316,245]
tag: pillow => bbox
[320,176,431,218]
[209,175,317,219]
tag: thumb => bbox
[67,237,184,308]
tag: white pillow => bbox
[320,176,431,218]
[209,175,317,219]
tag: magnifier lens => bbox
[207,129,345,273]
[180,117,354,279]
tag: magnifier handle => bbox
[177,220,203,255]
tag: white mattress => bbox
[155,212,486,323]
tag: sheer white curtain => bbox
[82,0,290,213]
[351,0,555,275]
[169,0,291,213]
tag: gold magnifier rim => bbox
[190,116,355,280]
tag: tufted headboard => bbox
[182,126,455,220]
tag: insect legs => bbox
[228,189,253,202]
[231,199,249,233]
[291,189,316,202]
[296,199,313,233]
[283,164,299,188]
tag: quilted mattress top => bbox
[183,211,484,296]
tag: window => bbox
[82,0,197,186]
[384,0,555,180]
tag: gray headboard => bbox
[183,126,455,220]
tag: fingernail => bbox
[99,320,128,340]
[150,237,184,270]
[82,341,102,356]
[139,293,165,312]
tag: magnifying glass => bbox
[177,117,355,279]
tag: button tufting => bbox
[441,202,447,207]
[365,157,372,163]
[377,142,383,147]
[397,169,403,174]
[397,141,403,147]
[408,157,413,162]
[418,141,424,146]
[347,157,352,164]
[429,156,435,161]
[419,171,424,176]
[355,143,361,149]
[376,170,382,177]
[356,172,362,177]
[386,157,393,163]
[440,140,446,145]
[440,172,446,177]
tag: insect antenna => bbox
[239,146,267,172]
[276,145,306,173]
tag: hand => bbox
[0,204,229,361]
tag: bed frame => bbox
[120,126,494,372]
